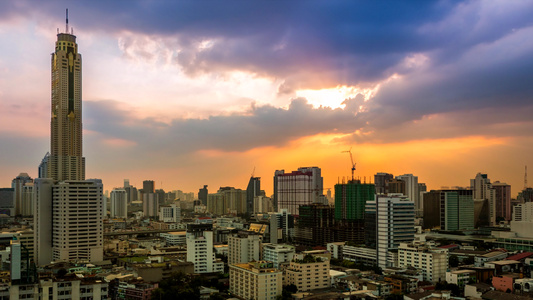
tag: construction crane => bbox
[341,147,356,182]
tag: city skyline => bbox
[1,2,532,196]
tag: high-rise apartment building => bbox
[48,21,85,182]
[186,224,224,274]
[274,167,324,216]
[12,173,33,216]
[374,173,393,194]
[365,194,415,269]
[493,181,511,222]
[228,232,261,265]
[142,180,155,194]
[395,174,420,215]
[398,242,448,283]
[52,179,104,262]
[269,209,294,244]
[159,204,180,223]
[110,188,128,218]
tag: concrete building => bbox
[143,193,159,218]
[423,189,474,231]
[198,185,208,206]
[254,196,274,214]
[397,242,448,283]
[493,181,511,222]
[269,209,294,244]
[395,174,420,216]
[366,194,415,269]
[52,179,104,263]
[110,188,128,218]
[285,254,331,292]
[274,167,324,216]
[262,244,295,268]
[158,204,180,223]
[446,270,477,288]
[228,232,261,265]
[160,231,186,246]
[12,173,33,216]
[0,188,14,216]
[374,173,393,194]
[229,261,282,300]
[186,224,223,274]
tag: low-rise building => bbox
[160,231,187,246]
[285,254,331,292]
[262,244,295,268]
[133,261,194,282]
[397,242,448,283]
[446,270,477,288]
[229,261,282,300]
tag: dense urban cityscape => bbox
[2,2,533,300]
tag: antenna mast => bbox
[65,9,69,33]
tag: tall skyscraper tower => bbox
[34,13,103,266]
[48,11,85,182]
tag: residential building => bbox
[159,204,180,223]
[269,209,294,244]
[186,224,224,274]
[160,231,187,246]
[374,172,393,194]
[229,261,282,300]
[198,185,208,206]
[446,270,477,288]
[110,188,128,218]
[398,242,448,283]
[493,181,511,222]
[228,231,261,265]
[254,196,273,214]
[395,174,420,216]
[52,179,104,263]
[0,188,14,216]
[143,193,159,218]
[262,244,295,268]
[285,254,331,292]
[274,167,324,216]
[12,173,33,216]
[365,194,415,269]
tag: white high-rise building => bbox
[159,204,181,223]
[52,179,104,263]
[186,226,224,274]
[366,194,415,269]
[262,244,295,268]
[228,232,261,265]
[110,188,128,218]
[470,173,497,224]
[274,167,324,216]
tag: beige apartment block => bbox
[229,261,282,300]
[285,255,331,292]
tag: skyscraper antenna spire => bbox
[65,9,69,33]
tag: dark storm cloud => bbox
[3,0,533,148]
[84,97,366,154]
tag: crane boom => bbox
[341,147,356,182]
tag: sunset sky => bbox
[1,1,532,196]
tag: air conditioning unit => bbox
[523,279,533,292]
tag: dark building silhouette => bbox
[246,177,261,215]
[198,185,208,206]
[374,173,393,194]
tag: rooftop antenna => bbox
[65,9,69,34]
